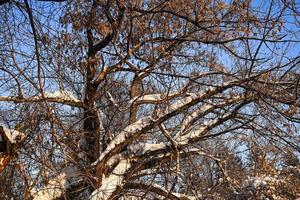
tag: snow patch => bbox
[106,91,118,107]
[90,159,131,200]
[1,127,25,143]
[31,166,80,200]
[167,94,197,113]
[93,117,153,166]
[150,183,196,200]
[130,92,179,105]
[45,91,79,102]
[181,104,213,132]
[244,176,284,189]
[128,142,166,155]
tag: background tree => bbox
[0,0,299,199]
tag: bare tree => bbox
[0,0,299,199]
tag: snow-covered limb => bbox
[92,116,154,165]
[179,117,225,143]
[118,112,245,174]
[180,103,214,133]
[129,73,229,106]
[163,93,199,115]
[124,113,239,160]
[128,142,166,155]
[31,173,67,200]
[0,127,25,143]
[133,146,222,167]
[180,95,244,133]
[106,91,118,107]
[0,127,26,172]
[31,166,81,200]
[0,93,84,108]
[123,182,196,200]
[90,159,131,200]
[129,92,181,105]
[90,100,246,197]
[179,102,248,143]
[44,91,80,102]
[92,83,232,169]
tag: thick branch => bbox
[92,81,237,176]
[0,96,85,108]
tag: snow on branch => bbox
[92,82,234,175]
[129,92,181,105]
[118,109,247,171]
[179,102,248,143]
[92,116,154,166]
[180,103,214,133]
[0,90,83,108]
[128,142,166,155]
[0,127,26,172]
[124,182,196,200]
[44,90,80,102]
[0,127,25,143]
[31,166,80,200]
[89,114,242,200]
[106,91,118,107]
[89,159,131,200]
[31,173,67,200]
[180,95,244,133]
[122,146,223,180]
